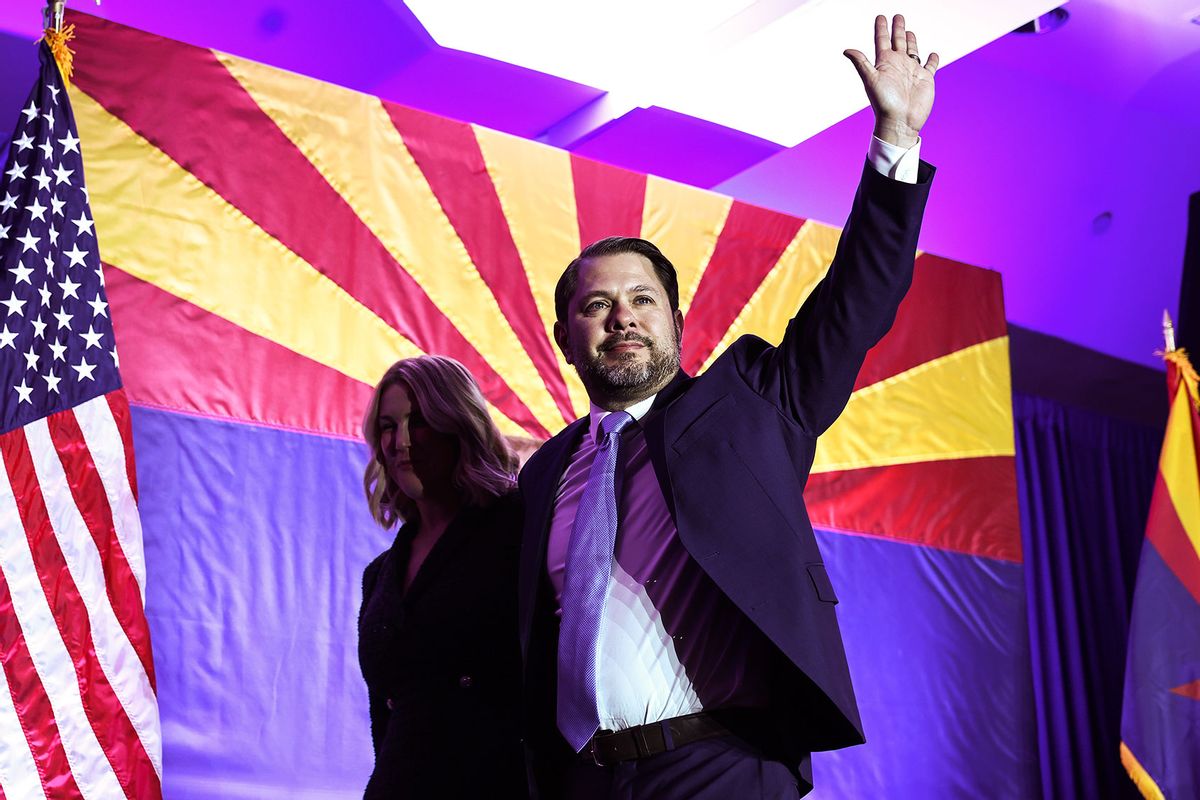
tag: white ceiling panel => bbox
[408,0,1065,144]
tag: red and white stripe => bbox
[0,392,162,800]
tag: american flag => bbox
[0,44,162,799]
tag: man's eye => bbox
[585,301,607,312]
[635,296,654,305]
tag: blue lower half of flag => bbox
[1122,542,1200,798]
[133,405,1036,798]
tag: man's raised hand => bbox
[844,14,938,149]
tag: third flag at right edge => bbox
[1120,315,1200,799]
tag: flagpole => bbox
[1163,310,1176,353]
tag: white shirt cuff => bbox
[867,135,921,184]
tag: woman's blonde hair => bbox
[362,355,518,528]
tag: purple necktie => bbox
[557,410,634,752]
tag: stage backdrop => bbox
[63,10,1034,798]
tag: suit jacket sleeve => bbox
[360,556,390,756]
[740,158,934,436]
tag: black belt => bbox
[583,712,734,766]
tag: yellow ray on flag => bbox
[700,222,840,372]
[641,176,733,316]
[472,125,590,420]
[217,52,564,435]
[68,88,435,389]
[812,337,1015,473]
[1160,379,1200,557]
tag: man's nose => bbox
[607,302,636,330]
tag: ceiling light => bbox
[1014,7,1069,34]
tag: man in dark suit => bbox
[519,15,938,798]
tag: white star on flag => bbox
[38,140,54,160]
[71,357,96,381]
[13,132,34,152]
[1,193,18,212]
[31,317,46,338]
[0,324,18,348]
[88,296,108,317]
[58,131,80,154]
[59,275,81,299]
[2,293,27,317]
[26,198,47,222]
[5,161,27,181]
[16,231,40,253]
[53,309,73,330]
[52,163,74,186]
[51,195,65,216]
[80,325,104,349]
[13,379,33,403]
[33,169,51,192]
[42,371,62,393]
[64,244,88,267]
[38,284,52,307]
[48,338,67,361]
[23,346,38,370]
[20,100,38,122]
[9,262,33,284]
[73,213,95,236]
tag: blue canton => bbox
[0,45,120,435]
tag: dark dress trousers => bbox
[517,160,935,793]
[358,493,527,799]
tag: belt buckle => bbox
[587,734,607,767]
[633,725,653,758]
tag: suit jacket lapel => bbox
[641,369,692,520]
[517,417,588,659]
[402,507,478,608]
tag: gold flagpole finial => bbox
[1163,309,1177,353]
[44,0,66,33]
[40,0,80,86]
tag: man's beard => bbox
[573,331,680,405]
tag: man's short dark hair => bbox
[554,237,680,324]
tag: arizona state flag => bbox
[1121,345,1200,799]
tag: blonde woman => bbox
[357,356,526,798]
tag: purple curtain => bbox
[1014,394,1161,800]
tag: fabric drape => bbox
[1014,394,1161,800]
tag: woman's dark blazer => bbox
[357,492,525,799]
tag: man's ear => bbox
[553,320,573,365]
[674,309,685,343]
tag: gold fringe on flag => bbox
[1120,743,1166,800]
[1161,347,1198,382]
[1157,348,1200,412]
[42,22,76,87]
